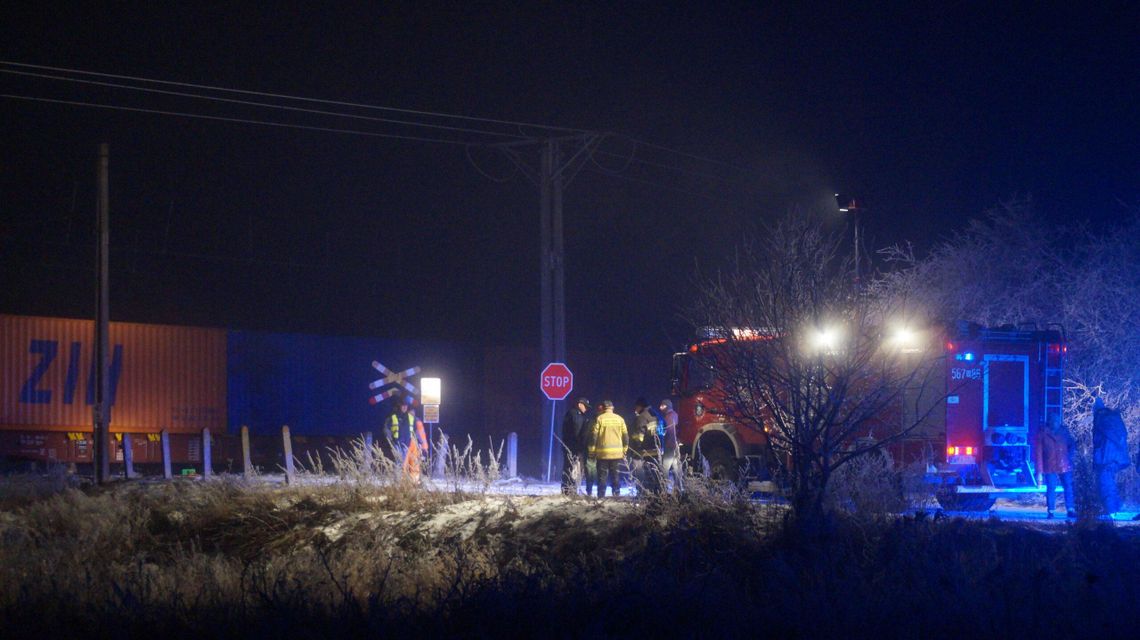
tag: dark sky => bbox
[2,3,1137,356]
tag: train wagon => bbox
[0,314,227,467]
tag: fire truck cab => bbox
[936,322,1066,510]
[669,333,773,481]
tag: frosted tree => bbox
[685,214,944,525]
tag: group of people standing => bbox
[1036,397,1137,519]
[559,396,681,497]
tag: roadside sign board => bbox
[540,362,573,401]
[423,404,440,424]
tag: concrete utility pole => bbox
[495,134,601,474]
[94,143,111,484]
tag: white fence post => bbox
[122,433,136,479]
[363,431,374,472]
[507,432,518,480]
[241,425,253,479]
[161,430,172,479]
[202,428,212,479]
[282,425,296,485]
[433,431,449,479]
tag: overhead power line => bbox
[0,68,530,140]
[0,60,751,175]
[619,135,753,173]
[1,60,757,191]
[0,60,586,134]
[0,94,479,145]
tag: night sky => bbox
[2,3,1137,356]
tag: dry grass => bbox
[3,455,1140,638]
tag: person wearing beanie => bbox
[659,399,681,491]
[630,397,663,495]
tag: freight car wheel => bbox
[936,491,996,512]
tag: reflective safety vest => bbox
[591,411,629,461]
[630,410,662,459]
[389,410,416,446]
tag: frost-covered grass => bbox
[3,459,1140,638]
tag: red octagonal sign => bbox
[540,362,574,401]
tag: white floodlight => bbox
[810,326,841,353]
[421,377,442,405]
[888,326,923,353]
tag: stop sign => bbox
[540,362,574,401]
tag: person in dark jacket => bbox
[1092,397,1130,515]
[559,397,591,495]
[1038,413,1076,518]
[659,399,682,491]
[630,398,663,495]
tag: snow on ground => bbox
[208,472,1140,528]
[959,500,1140,526]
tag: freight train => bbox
[1,314,667,476]
[0,314,487,471]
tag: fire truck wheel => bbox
[702,446,739,483]
[935,491,996,512]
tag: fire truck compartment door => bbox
[983,354,1029,431]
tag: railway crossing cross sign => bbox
[369,361,421,405]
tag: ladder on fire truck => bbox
[1043,329,1065,426]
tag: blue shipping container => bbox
[226,330,485,438]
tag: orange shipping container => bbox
[0,315,226,434]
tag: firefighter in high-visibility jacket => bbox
[589,400,628,497]
[389,398,428,480]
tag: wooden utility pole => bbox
[93,143,111,484]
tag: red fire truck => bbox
[936,322,1065,510]
[670,322,1065,511]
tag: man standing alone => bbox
[590,400,628,497]
[389,398,427,480]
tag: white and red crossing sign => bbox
[369,361,421,405]
[540,362,573,401]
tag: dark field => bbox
[1,474,1139,639]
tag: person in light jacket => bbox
[590,400,628,497]
[1038,413,1076,518]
